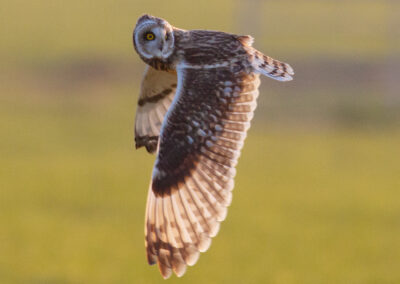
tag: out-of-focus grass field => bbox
[1,0,400,283]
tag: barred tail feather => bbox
[253,50,294,82]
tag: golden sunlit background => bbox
[1,0,399,283]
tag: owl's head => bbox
[133,15,175,60]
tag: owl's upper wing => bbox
[135,65,177,153]
[145,64,260,278]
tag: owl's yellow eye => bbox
[144,32,155,41]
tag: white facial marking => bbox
[134,19,174,60]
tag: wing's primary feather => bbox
[135,66,177,153]
[144,63,260,278]
[251,50,294,81]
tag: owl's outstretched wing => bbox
[135,66,177,153]
[145,64,260,278]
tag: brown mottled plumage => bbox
[132,14,294,278]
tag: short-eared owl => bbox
[133,14,294,278]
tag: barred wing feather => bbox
[145,64,260,278]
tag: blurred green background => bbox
[1,0,400,283]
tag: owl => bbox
[132,14,294,278]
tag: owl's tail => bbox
[252,50,294,82]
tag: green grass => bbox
[1,76,399,283]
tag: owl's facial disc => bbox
[134,20,174,59]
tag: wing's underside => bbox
[135,66,177,153]
[145,63,260,278]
